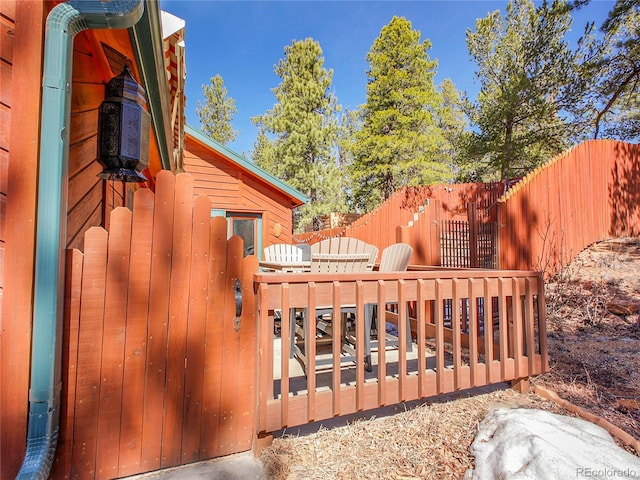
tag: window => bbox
[211,210,262,258]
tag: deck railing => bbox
[254,268,548,434]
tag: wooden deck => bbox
[255,268,548,434]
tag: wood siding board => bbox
[181,195,211,463]
[95,208,132,479]
[71,227,108,477]
[71,82,104,113]
[1,1,44,476]
[68,160,102,213]
[0,147,7,194]
[118,188,154,477]
[68,133,98,178]
[0,14,14,65]
[66,180,103,248]
[70,109,99,145]
[200,216,227,458]
[0,59,11,107]
[141,171,175,471]
[0,103,8,151]
[67,201,103,251]
[161,173,194,468]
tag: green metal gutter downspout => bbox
[130,1,174,172]
[16,1,144,478]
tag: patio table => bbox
[259,260,311,272]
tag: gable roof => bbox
[184,124,308,207]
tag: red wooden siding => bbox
[67,31,133,250]
[51,171,258,479]
[0,1,45,477]
[183,135,297,247]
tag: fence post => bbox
[396,225,409,243]
[433,199,441,266]
[467,203,478,268]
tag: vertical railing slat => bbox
[435,279,444,394]
[355,281,365,410]
[525,277,536,374]
[331,281,342,416]
[397,280,407,401]
[468,279,478,387]
[537,275,549,372]
[484,279,495,384]
[377,280,387,406]
[280,284,291,427]
[307,282,317,422]
[512,278,523,378]
[498,278,509,380]
[452,279,461,391]
[416,280,427,398]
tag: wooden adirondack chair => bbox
[364,243,414,368]
[263,243,306,264]
[378,242,413,272]
[310,237,378,270]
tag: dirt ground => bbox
[535,236,640,441]
[260,237,640,480]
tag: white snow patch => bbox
[467,408,640,480]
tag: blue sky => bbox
[160,0,614,159]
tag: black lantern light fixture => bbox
[97,66,150,182]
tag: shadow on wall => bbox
[610,142,640,238]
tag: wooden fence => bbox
[255,268,547,433]
[297,140,639,277]
[294,182,505,253]
[498,140,640,276]
[52,171,258,480]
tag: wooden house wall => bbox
[183,137,296,247]
[0,0,14,314]
[1,1,45,477]
[0,4,157,475]
[68,30,132,250]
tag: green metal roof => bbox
[185,124,309,205]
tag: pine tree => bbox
[570,0,639,141]
[348,16,450,212]
[196,74,238,144]
[464,0,575,180]
[251,38,345,231]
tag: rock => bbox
[607,300,640,316]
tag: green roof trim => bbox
[185,124,309,205]
[129,0,174,171]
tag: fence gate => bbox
[440,203,498,269]
[52,171,258,480]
